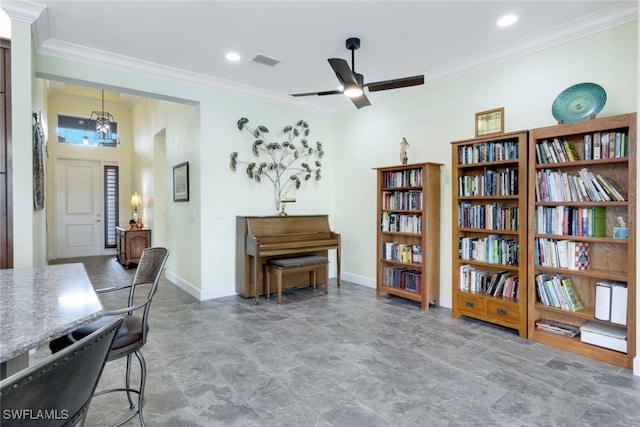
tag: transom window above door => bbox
[57,114,118,147]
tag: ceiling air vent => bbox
[251,54,281,67]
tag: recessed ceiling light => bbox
[225,52,241,62]
[497,14,518,27]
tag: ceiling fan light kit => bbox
[343,86,364,98]
[290,37,425,109]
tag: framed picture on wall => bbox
[173,162,189,202]
[475,107,504,137]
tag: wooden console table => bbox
[115,227,151,269]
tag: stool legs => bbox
[264,262,329,304]
[324,264,329,294]
[265,265,271,300]
[276,268,283,304]
[94,349,147,427]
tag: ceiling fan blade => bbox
[290,89,343,97]
[366,75,425,92]
[328,58,358,86]
[350,93,371,109]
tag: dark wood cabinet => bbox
[115,227,151,269]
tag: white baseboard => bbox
[634,356,640,376]
[164,270,236,301]
[339,272,453,309]
[341,272,376,289]
[166,270,454,310]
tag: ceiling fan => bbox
[290,37,425,109]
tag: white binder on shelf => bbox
[610,282,628,325]
[594,281,611,321]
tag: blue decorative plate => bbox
[552,83,606,123]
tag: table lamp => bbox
[130,192,142,229]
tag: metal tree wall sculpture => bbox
[230,117,323,211]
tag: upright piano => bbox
[236,215,341,300]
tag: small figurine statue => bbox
[400,137,409,165]
[129,219,136,231]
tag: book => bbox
[551,276,569,310]
[563,139,580,161]
[595,174,625,201]
[552,138,568,162]
[600,131,610,159]
[486,270,508,295]
[610,281,628,325]
[595,281,612,321]
[593,132,601,159]
[381,212,390,231]
[579,168,601,202]
[588,170,611,202]
[591,206,606,237]
[535,319,580,338]
[609,132,616,158]
[560,277,584,312]
[535,273,551,305]
[575,242,590,270]
[614,132,622,157]
[583,134,592,160]
[544,279,561,308]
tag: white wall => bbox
[196,93,336,300]
[8,16,639,372]
[334,21,638,308]
[32,52,337,299]
[131,97,202,293]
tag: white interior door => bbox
[55,158,102,258]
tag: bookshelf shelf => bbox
[451,131,529,337]
[528,113,636,369]
[374,162,442,310]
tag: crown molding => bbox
[1,0,45,23]
[2,1,49,48]
[428,1,638,85]
[8,1,638,115]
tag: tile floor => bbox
[40,256,640,426]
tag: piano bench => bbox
[265,256,329,304]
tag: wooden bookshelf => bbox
[527,113,636,368]
[451,131,529,337]
[374,162,442,310]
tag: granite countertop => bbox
[0,263,104,362]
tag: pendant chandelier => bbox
[83,89,119,146]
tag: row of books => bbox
[534,238,590,270]
[535,273,584,312]
[536,132,629,164]
[382,242,422,264]
[381,190,422,210]
[534,167,625,203]
[382,267,422,293]
[380,213,422,233]
[534,206,605,237]
[535,138,580,164]
[535,319,580,338]
[584,131,629,160]
[382,169,422,188]
[458,265,519,299]
[457,202,519,231]
[458,235,519,266]
[457,139,520,165]
[457,168,519,197]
